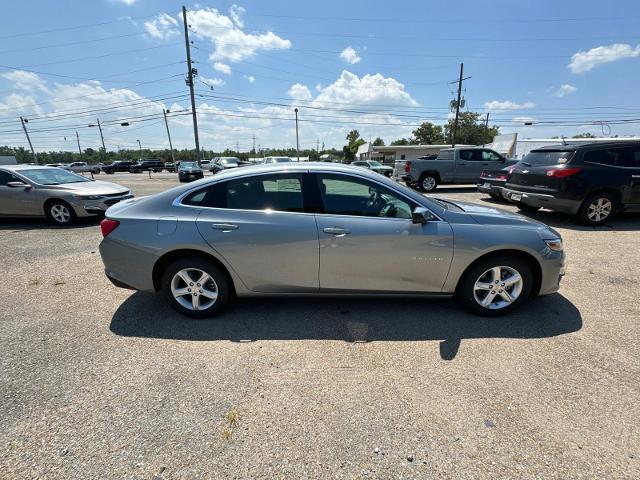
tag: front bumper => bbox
[539,250,566,296]
[71,193,134,217]
[502,188,581,215]
[179,172,204,181]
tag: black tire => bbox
[516,202,540,212]
[576,192,616,226]
[160,257,231,318]
[418,173,439,192]
[457,256,533,316]
[45,199,76,226]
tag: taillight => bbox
[404,161,411,173]
[496,174,508,181]
[546,167,582,178]
[100,218,120,237]
[507,165,516,174]
[480,170,487,178]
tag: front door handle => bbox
[211,223,239,231]
[323,227,351,236]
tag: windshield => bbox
[274,157,291,163]
[221,158,239,164]
[181,162,198,169]
[368,161,382,167]
[19,168,90,185]
[522,150,575,167]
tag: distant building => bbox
[362,144,473,164]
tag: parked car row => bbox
[476,141,640,226]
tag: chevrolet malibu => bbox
[0,164,132,225]
[99,163,565,317]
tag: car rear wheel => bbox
[577,193,615,226]
[418,174,438,192]
[45,200,76,226]
[161,257,230,318]
[458,256,533,316]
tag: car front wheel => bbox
[45,200,76,226]
[458,256,533,316]
[577,193,615,226]
[161,258,230,318]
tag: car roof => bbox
[198,162,381,181]
[0,164,55,171]
[531,140,640,152]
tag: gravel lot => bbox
[1,172,638,479]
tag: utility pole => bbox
[20,116,37,163]
[96,118,106,152]
[483,112,490,147]
[137,139,142,152]
[294,108,300,161]
[316,138,319,155]
[252,134,256,154]
[75,131,83,161]
[182,5,201,165]
[450,63,471,147]
[163,108,176,163]
[236,141,239,154]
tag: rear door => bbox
[583,147,640,205]
[313,172,453,292]
[192,172,320,292]
[454,149,485,182]
[627,147,640,205]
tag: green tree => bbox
[390,138,412,146]
[412,122,445,144]
[572,132,595,138]
[444,112,499,145]
[372,137,385,146]
[343,129,365,161]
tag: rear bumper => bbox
[99,237,157,291]
[477,181,505,196]
[502,188,581,215]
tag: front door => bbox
[313,173,454,292]
[194,173,320,292]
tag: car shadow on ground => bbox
[0,217,101,231]
[110,293,582,360]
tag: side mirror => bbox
[412,206,434,224]
[7,181,31,189]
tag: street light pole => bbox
[137,139,142,152]
[294,108,300,162]
[163,109,176,163]
[75,131,83,161]
[20,116,37,163]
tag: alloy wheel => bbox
[170,268,218,311]
[51,204,71,224]
[587,197,612,223]
[473,266,523,310]
[422,176,436,191]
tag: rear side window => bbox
[182,174,304,212]
[584,148,638,167]
[522,150,575,166]
[437,150,454,160]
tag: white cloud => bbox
[314,70,418,107]
[200,76,225,88]
[213,62,231,74]
[339,46,361,64]
[1,70,49,92]
[484,100,536,110]
[553,84,577,97]
[512,116,537,124]
[569,43,640,73]
[185,7,291,63]
[245,75,255,83]
[0,93,44,117]
[144,13,180,40]
[288,83,312,101]
[117,0,137,5]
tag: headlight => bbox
[73,194,102,200]
[544,238,563,252]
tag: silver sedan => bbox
[99,163,565,317]
[0,165,132,225]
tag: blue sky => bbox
[1,0,639,153]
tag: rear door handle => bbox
[211,223,239,231]
[323,227,351,236]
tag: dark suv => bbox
[503,142,640,225]
[129,160,164,173]
[102,161,135,174]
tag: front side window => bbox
[482,150,502,161]
[317,174,413,219]
[0,170,21,185]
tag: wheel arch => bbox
[43,197,77,216]
[419,170,441,182]
[152,248,237,296]
[581,187,623,208]
[455,249,543,298]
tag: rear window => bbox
[522,150,575,167]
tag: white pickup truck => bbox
[61,162,100,174]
